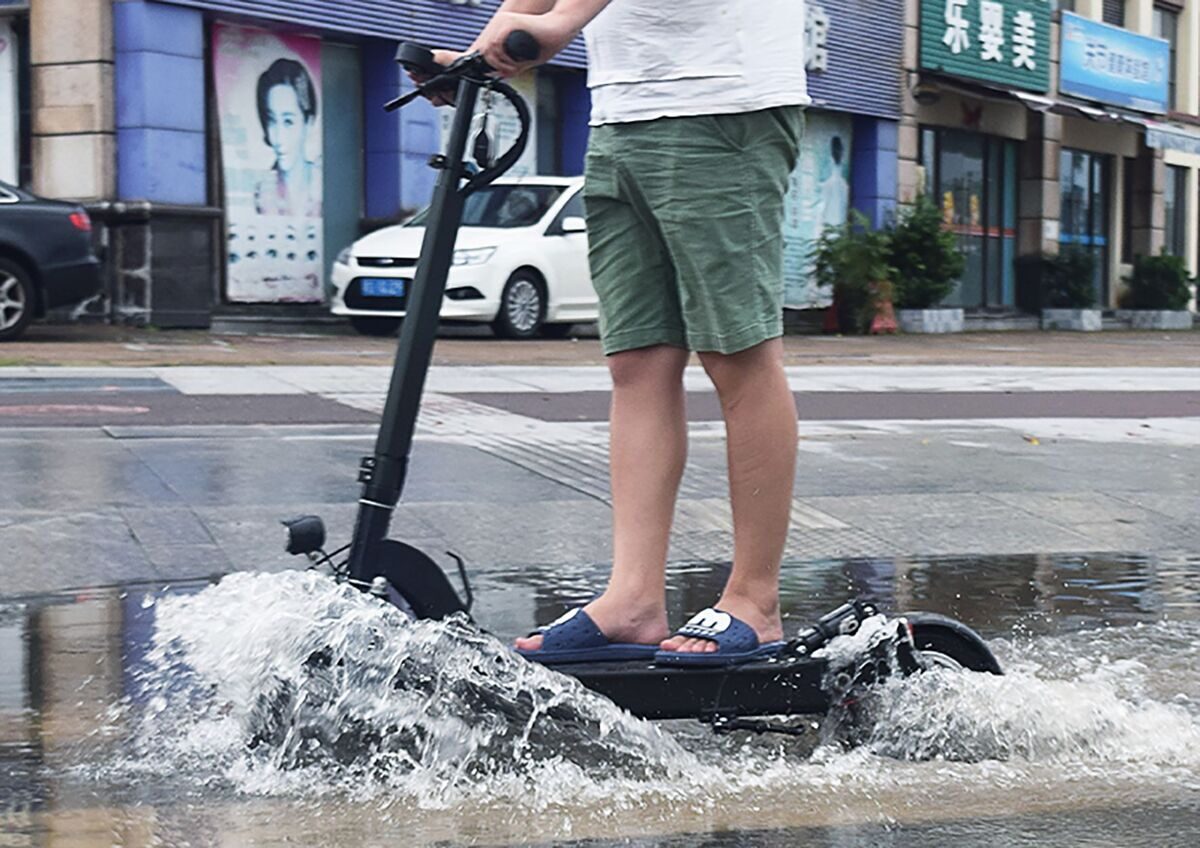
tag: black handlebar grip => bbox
[505,30,541,63]
[395,42,444,76]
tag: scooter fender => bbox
[364,539,470,621]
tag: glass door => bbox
[1059,148,1111,306]
[924,128,1018,309]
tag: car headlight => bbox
[452,247,496,266]
[336,247,353,267]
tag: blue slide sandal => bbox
[654,608,786,667]
[516,608,660,665]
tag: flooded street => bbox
[3,553,1199,847]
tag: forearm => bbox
[544,0,613,35]
[496,0,556,13]
[473,0,613,74]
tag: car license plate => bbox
[361,278,407,297]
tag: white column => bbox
[1074,0,1104,22]
[29,0,114,200]
[1127,0,1154,36]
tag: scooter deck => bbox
[554,654,830,720]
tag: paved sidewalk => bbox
[2,322,1198,367]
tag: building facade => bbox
[25,0,589,327]
[32,1,1195,327]
[902,0,1200,313]
[785,0,903,308]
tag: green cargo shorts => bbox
[584,106,803,356]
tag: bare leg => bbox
[516,344,689,650]
[661,338,796,654]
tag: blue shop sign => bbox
[1059,12,1169,114]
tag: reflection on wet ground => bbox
[2,553,1199,847]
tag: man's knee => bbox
[698,339,784,392]
[607,345,688,389]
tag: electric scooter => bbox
[282,35,1002,738]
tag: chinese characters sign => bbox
[806,4,831,72]
[921,0,1051,92]
[1059,12,1169,114]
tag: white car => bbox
[331,176,596,338]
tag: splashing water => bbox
[865,625,1200,773]
[103,570,1200,823]
[126,570,694,808]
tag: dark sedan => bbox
[0,181,102,341]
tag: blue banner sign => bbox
[1059,12,1169,114]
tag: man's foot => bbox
[659,593,782,654]
[515,592,670,653]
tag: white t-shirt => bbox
[584,0,809,126]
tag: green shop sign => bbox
[920,0,1052,93]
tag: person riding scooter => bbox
[420,0,808,666]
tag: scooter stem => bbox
[347,78,481,583]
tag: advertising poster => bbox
[440,70,539,178]
[213,23,324,303]
[0,20,17,185]
[782,112,853,309]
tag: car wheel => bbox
[493,271,545,340]
[349,316,403,337]
[541,322,575,339]
[0,258,35,343]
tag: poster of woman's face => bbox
[214,24,324,304]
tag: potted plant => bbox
[815,212,891,335]
[888,195,966,333]
[1041,247,1101,331]
[1116,254,1195,330]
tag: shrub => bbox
[1123,253,1194,311]
[1042,247,1098,309]
[815,211,891,334]
[887,195,965,309]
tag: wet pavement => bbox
[1,357,1198,844]
[2,553,1199,847]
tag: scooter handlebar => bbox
[395,32,540,79]
[503,30,541,64]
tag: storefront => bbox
[0,0,28,187]
[1056,11,1169,305]
[914,0,1052,311]
[784,0,902,309]
[110,0,590,324]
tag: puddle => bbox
[1,553,1199,846]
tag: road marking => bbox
[0,404,151,417]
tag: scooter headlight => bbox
[282,515,326,556]
[452,247,496,266]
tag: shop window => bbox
[1,15,30,187]
[1102,0,1125,27]
[1060,149,1111,306]
[1121,156,1135,264]
[922,126,1018,310]
[321,42,364,295]
[920,127,937,196]
[1153,6,1179,111]
[1164,164,1187,259]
